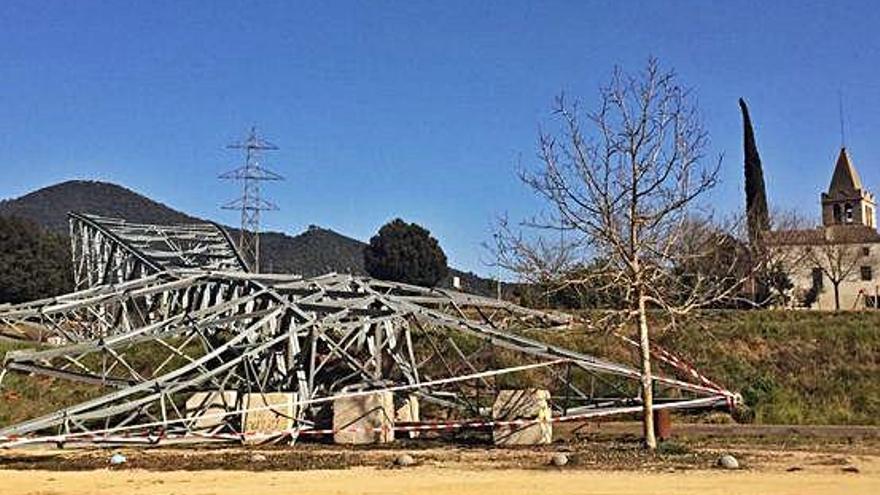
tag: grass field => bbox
[526,310,880,425]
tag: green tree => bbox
[739,98,770,246]
[759,261,794,307]
[0,216,73,303]
[740,98,774,306]
[364,219,448,287]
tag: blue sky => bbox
[2,1,879,276]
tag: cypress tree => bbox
[739,98,770,246]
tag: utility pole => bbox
[220,127,284,273]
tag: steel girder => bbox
[69,213,247,290]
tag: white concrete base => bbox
[395,394,420,439]
[333,391,395,444]
[241,392,297,444]
[492,388,552,446]
[185,391,238,431]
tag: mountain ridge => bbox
[0,180,495,295]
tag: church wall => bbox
[782,243,880,310]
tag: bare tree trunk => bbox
[637,288,657,450]
[833,282,841,311]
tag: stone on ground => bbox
[550,453,569,467]
[394,453,416,467]
[717,454,740,469]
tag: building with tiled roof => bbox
[769,148,880,310]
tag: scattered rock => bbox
[249,453,268,463]
[717,454,739,470]
[394,453,416,467]
[841,465,860,474]
[550,453,569,467]
[109,453,127,466]
[786,466,803,472]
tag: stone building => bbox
[769,148,880,310]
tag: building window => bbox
[861,266,873,281]
[864,247,871,257]
[867,296,879,309]
[845,203,854,223]
[833,204,843,223]
[812,267,824,289]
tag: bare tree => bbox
[493,59,755,449]
[765,212,867,311]
[804,242,862,310]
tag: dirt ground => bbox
[1,424,879,494]
[0,466,877,495]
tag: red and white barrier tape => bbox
[0,396,727,447]
[615,333,733,397]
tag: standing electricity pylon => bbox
[220,127,284,273]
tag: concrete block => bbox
[492,389,552,446]
[333,391,394,444]
[185,391,238,431]
[395,394,420,439]
[241,392,297,443]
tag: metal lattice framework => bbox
[69,213,247,290]
[0,214,736,447]
[219,127,284,272]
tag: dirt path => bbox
[3,428,879,494]
[2,466,878,495]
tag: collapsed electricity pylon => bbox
[220,127,284,273]
[0,213,737,447]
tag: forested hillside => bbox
[0,181,200,233]
[0,216,72,304]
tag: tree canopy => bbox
[0,215,73,304]
[364,219,448,287]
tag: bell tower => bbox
[821,147,876,229]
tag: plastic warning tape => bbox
[615,333,731,396]
[0,396,727,446]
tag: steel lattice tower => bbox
[220,127,284,272]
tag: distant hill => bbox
[260,225,365,277]
[0,181,201,233]
[0,180,496,295]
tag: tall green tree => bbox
[364,219,448,287]
[0,216,73,303]
[739,98,770,246]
